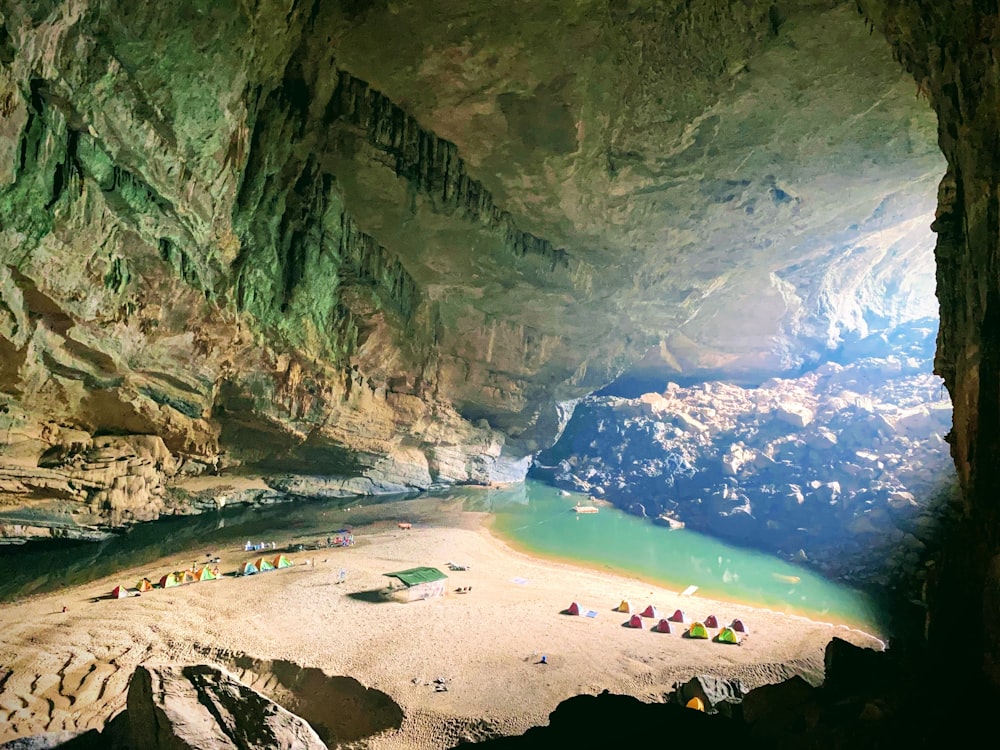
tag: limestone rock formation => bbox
[0,1,943,540]
[536,320,956,588]
[124,663,327,750]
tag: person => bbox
[61,606,67,613]
[339,568,346,583]
[539,655,548,664]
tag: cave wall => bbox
[859,0,1000,684]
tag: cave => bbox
[1,0,999,746]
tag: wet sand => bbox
[0,508,884,748]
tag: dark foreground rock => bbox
[453,637,994,748]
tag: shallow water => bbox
[0,480,884,632]
[462,481,884,632]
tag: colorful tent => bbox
[687,621,709,639]
[272,555,293,569]
[159,572,183,588]
[111,585,130,599]
[640,604,659,618]
[730,618,749,633]
[716,626,740,645]
[192,567,217,582]
[654,619,673,633]
[254,558,275,572]
[238,561,259,576]
[616,600,633,613]
[136,578,154,592]
[626,614,644,628]
[567,602,583,615]
[686,697,705,711]
[181,570,198,584]
[668,609,688,623]
[704,614,721,628]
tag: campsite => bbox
[1,507,884,750]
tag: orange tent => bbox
[136,578,154,592]
[192,567,217,582]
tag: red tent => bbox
[668,609,688,623]
[654,619,673,633]
[704,614,721,628]
[627,614,644,628]
[567,602,583,615]
[111,585,130,599]
[640,604,659,618]
[730,618,749,633]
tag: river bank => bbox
[0,500,884,748]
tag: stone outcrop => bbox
[536,321,956,592]
[124,664,327,750]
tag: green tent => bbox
[254,557,275,572]
[272,554,293,569]
[716,626,740,644]
[192,567,217,582]
[687,621,709,639]
[159,572,183,588]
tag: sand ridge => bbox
[0,515,884,748]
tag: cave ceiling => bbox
[0,0,944,498]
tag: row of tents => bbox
[237,555,294,576]
[565,600,748,643]
[110,555,294,598]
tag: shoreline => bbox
[481,517,886,644]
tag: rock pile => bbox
[534,322,956,590]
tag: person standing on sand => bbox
[339,568,346,584]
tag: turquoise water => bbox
[458,481,884,632]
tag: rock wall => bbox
[859,0,1000,685]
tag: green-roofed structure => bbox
[384,567,448,601]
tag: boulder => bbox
[774,403,814,429]
[126,664,327,750]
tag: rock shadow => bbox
[216,654,404,745]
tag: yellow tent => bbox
[254,557,275,572]
[686,697,705,711]
[136,578,154,592]
[271,555,293,569]
[616,600,632,613]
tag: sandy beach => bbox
[0,507,885,748]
